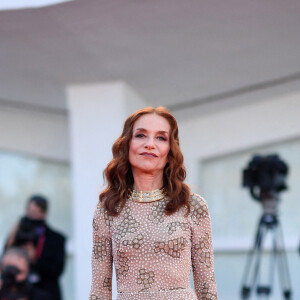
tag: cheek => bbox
[129,141,137,164]
[163,143,171,157]
[160,145,170,164]
[129,139,136,152]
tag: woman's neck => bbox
[132,170,163,191]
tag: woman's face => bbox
[1,254,28,282]
[129,113,171,176]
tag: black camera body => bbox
[13,217,45,247]
[243,154,288,201]
[0,265,29,300]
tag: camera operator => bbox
[0,247,51,300]
[5,195,66,300]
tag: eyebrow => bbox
[135,128,169,135]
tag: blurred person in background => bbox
[5,195,66,300]
[0,247,51,300]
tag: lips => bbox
[140,152,158,157]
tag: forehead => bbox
[28,201,42,211]
[133,114,170,132]
[2,254,27,269]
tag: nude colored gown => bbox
[89,193,218,300]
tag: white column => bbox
[67,81,146,300]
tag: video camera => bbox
[242,154,288,201]
[13,217,45,247]
[0,265,29,300]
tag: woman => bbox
[90,107,218,300]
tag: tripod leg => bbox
[259,223,278,299]
[276,222,292,299]
[251,226,265,296]
[241,218,266,300]
[256,224,274,300]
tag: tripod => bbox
[240,195,292,300]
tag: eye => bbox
[157,136,167,141]
[135,133,145,138]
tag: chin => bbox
[131,160,166,174]
[140,167,164,174]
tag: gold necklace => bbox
[128,187,166,203]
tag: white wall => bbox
[177,93,300,190]
[0,104,69,162]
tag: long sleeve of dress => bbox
[89,204,113,300]
[190,194,218,300]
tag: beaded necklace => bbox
[128,187,166,203]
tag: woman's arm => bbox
[190,194,218,300]
[89,204,113,300]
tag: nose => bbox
[144,137,155,149]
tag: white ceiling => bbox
[0,0,72,10]
[1,0,300,112]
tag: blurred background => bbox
[0,1,300,300]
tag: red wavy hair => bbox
[100,106,191,216]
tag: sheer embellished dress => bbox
[89,192,218,300]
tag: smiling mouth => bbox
[140,152,158,157]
